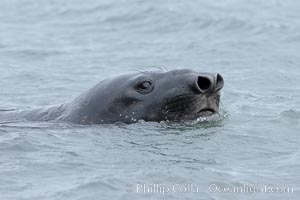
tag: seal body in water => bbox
[1,69,224,124]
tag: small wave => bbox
[3,49,67,59]
[158,110,228,132]
[0,137,40,152]
[278,109,300,120]
[57,177,121,196]
[187,109,228,126]
[199,17,253,32]
[0,108,18,112]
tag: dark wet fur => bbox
[161,93,220,121]
[162,93,201,120]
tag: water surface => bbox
[0,0,300,199]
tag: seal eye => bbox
[136,81,153,93]
[140,81,151,89]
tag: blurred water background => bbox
[0,0,300,199]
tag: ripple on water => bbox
[279,109,300,119]
[268,109,300,126]
[0,0,300,199]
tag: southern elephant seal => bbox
[0,69,224,124]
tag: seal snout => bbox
[215,73,224,91]
[195,73,224,94]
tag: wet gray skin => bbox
[0,69,224,124]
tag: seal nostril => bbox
[197,76,211,91]
[216,73,224,91]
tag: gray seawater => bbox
[0,0,300,199]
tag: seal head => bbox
[59,69,224,124]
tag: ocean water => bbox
[0,0,300,199]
